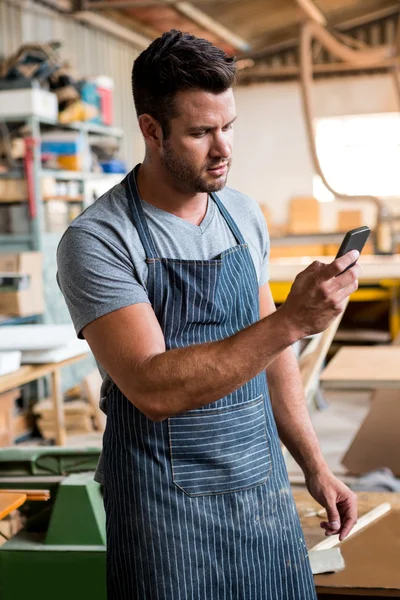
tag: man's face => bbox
[160,88,235,194]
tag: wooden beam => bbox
[296,0,327,26]
[73,10,151,47]
[311,503,392,551]
[245,4,399,61]
[239,55,400,80]
[175,2,250,52]
[83,0,229,6]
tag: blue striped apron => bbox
[103,166,317,599]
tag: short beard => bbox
[161,140,230,194]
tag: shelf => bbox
[43,195,84,202]
[0,199,26,204]
[0,234,33,243]
[0,171,24,180]
[0,115,123,138]
[40,169,121,180]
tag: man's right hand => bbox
[280,250,361,339]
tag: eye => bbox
[191,131,207,138]
[223,124,233,132]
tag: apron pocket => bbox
[168,395,272,497]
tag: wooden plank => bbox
[320,347,400,389]
[269,255,400,283]
[0,492,26,520]
[82,370,106,432]
[311,503,391,551]
[293,489,400,551]
[1,489,50,501]
[51,368,66,446]
[0,354,89,395]
[314,510,400,594]
[342,389,400,476]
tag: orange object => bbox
[57,155,81,171]
[0,492,26,520]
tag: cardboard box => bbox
[0,88,58,120]
[0,179,27,202]
[269,244,324,259]
[288,197,321,234]
[0,252,44,317]
[0,178,56,202]
[337,210,362,232]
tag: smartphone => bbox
[335,225,371,274]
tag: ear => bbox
[138,114,163,149]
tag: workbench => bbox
[0,353,89,446]
[293,489,400,598]
[320,346,400,389]
[269,254,400,338]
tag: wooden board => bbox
[314,511,400,594]
[293,490,400,551]
[0,354,89,395]
[294,489,400,596]
[342,389,400,476]
[320,347,400,389]
[269,254,400,282]
[269,244,325,258]
[82,370,106,432]
[0,492,26,520]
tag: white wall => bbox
[229,74,399,228]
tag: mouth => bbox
[207,164,228,177]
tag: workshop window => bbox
[313,113,400,202]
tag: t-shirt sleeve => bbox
[56,226,150,338]
[256,206,270,287]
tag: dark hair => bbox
[132,29,236,137]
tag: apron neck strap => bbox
[125,165,158,259]
[124,165,246,259]
[210,192,246,245]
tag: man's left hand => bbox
[305,468,358,541]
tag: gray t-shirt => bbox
[57,179,270,347]
[57,175,270,482]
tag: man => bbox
[57,29,359,600]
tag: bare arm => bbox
[260,284,358,540]
[83,250,360,422]
[84,302,296,421]
[260,284,326,475]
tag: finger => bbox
[322,250,360,280]
[324,500,341,532]
[334,278,359,305]
[338,501,358,541]
[335,264,362,289]
[320,522,340,537]
[302,260,326,275]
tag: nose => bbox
[209,131,231,159]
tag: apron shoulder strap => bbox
[125,165,158,259]
[211,192,246,246]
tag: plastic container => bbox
[100,159,126,174]
[96,76,114,126]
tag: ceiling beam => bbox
[175,2,250,52]
[295,0,327,26]
[246,3,399,60]
[73,10,151,47]
[239,55,400,81]
[78,0,249,52]
[82,0,229,7]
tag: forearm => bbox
[266,347,328,476]
[133,309,299,420]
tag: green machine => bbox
[0,447,107,600]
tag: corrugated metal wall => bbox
[0,0,144,165]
